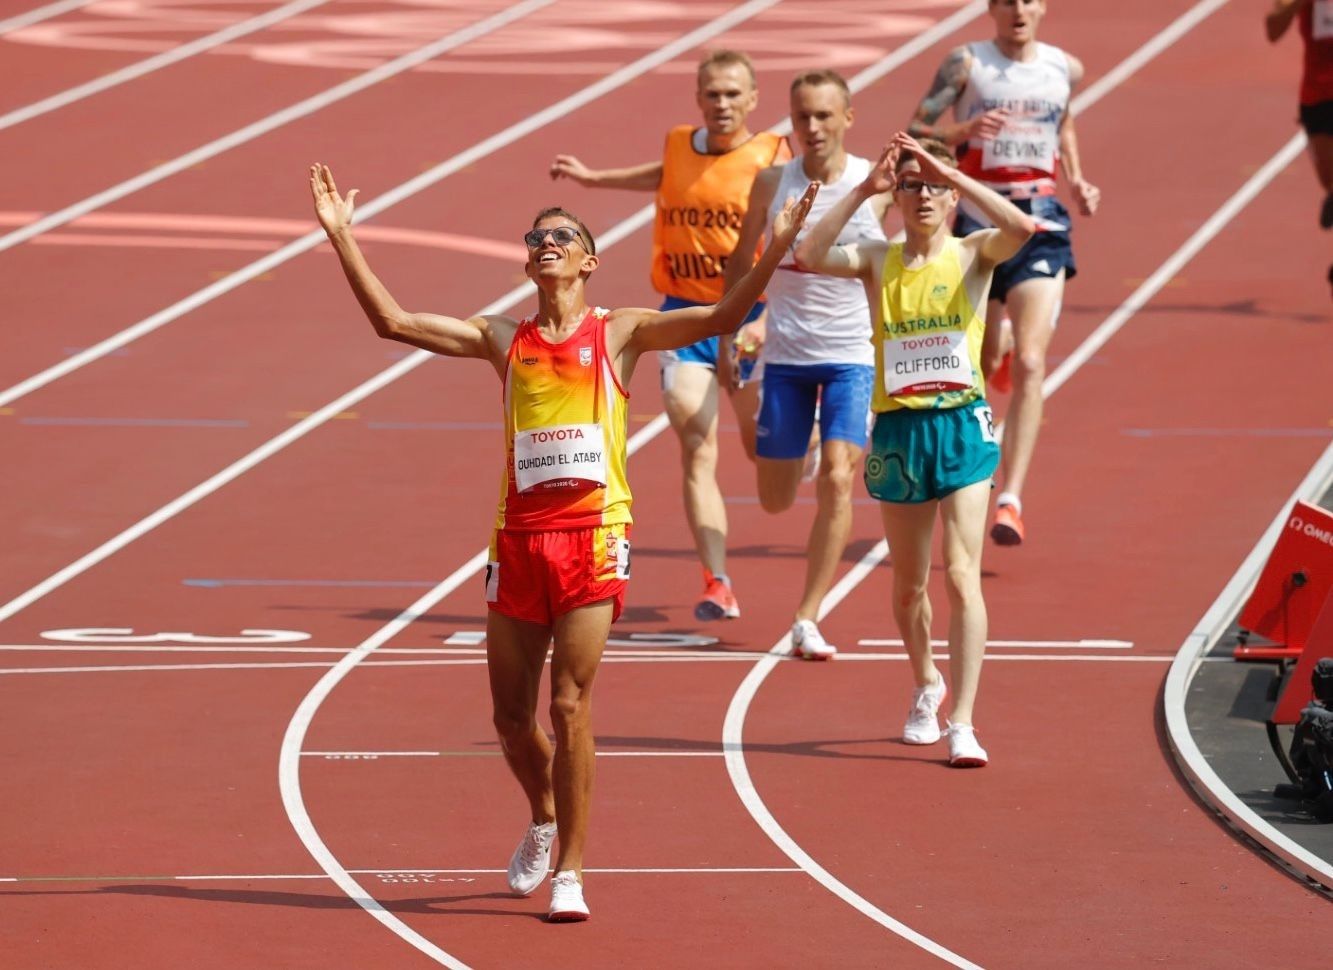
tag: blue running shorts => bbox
[864,399,999,504]
[656,295,764,379]
[755,362,875,460]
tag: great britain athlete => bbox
[907,0,1100,547]
[550,50,791,622]
[310,162,817,921]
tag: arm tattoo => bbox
[909,48,969,135]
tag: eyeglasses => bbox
[896,178,952,197]
[523,226,587,250]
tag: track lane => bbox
[5,0,1327,964]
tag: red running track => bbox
[1,0,1330,966]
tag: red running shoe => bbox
[990,503,1025,546]
[695,571,740,621]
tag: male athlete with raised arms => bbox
[311,162,816,918]
[796,133,1033,766]
[550,50,791,621]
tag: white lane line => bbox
[302,750,727,758]
[856,638,1133,648]
[0,0,90,35]
[1164,440,1333,891]
[1044,131,1308,400]
[0,653,1182,675]
[0,866,801,884]
[0,0,332,131]
[724,543,983,969]
[0,0,560,256]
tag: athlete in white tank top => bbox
[762,154,885,366]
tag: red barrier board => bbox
[1236,501,1333,660]
[1273,592,1333,724]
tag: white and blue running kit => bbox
[951,39,1078,301]
[755,154,886,460]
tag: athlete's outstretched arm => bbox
[1266,0,1311,42]
[794,144,895,281]
[310,164,509,365]
[1058,56,1100,217]
[907,46,1005,146]
[613,182,819,353]
[549,155,663,191]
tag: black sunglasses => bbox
[523,226,588,250]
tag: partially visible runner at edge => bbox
[311,162,817,920]
[796,133,1035,766]
[727,68,891,660]
[1266,0,1333,234]
[550,50,792,622]
[907,0,1100,547]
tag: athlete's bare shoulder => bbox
[1063,51,1086,86]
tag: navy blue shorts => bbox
[955,195,1077,303]
[755,362,875,459]
[656,295,764,379]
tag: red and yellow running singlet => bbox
[1301,1,1333,106]
[495,307,631,532]
[651,125,789,303]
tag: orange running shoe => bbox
[990,503,1025,546]
[988,350,1013,395]
[695,571,740,621]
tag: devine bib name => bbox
[514,423,606,492]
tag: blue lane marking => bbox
[21,417,248,428]
[1122,428,1333,438]
[184,578,439,588]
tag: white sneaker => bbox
[946,722,989,768]
[792,619,836,660]
[506,820,556,896]
[547,869,590,922]
[902,674,947,744]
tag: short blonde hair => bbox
[697,49,756,89]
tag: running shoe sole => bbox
[990,521,1023,546]
[694,601,739,621]
[547,910,591,923]
[949,755,988,768]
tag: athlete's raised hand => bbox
[891,132,954,184]
[310,163,358,238]
[549,154,594,184]
[861,142,901,197]
[772,180,820,246]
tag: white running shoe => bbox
[547,870,590,922]
[506,820,556,896]
[791,619,836,660]
[902,675,947,744]
[946,722,989,768]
